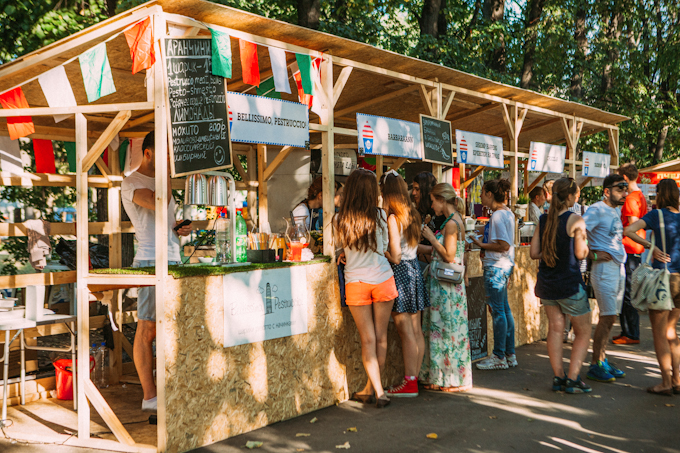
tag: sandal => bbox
[350,392,376,404]
[440,385,472,393]
[376,395,391,409]
[647,386,673,396]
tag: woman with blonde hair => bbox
[336,168,400,408]
[379,171,429,397]
[420,183,473,392]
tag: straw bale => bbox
[163,261,404,453]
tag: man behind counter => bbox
[121,131,192,411]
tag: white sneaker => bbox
[476,355,509,370]
[506,354,518,367]
[142,397,157,412]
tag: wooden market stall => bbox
[0,1,628,452]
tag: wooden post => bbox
[376,156,384,179]
[107,145,123,384]
[321,55,336,256]
[153,11,168,451]
[247,146,258,227]
[501,105,527,205]
[257,144,268,229]
[75,112,90,439]
[608,128,619,167]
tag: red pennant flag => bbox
[0,87,35,140]
[293,71,312,108]
[239,40,260,87]
[103,146,109,166]
[32,139,56,174]
[124,17,155,74]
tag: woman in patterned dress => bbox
[420,183,473,392]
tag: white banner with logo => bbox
[529,141,566,174]
[581,151,611,178]
[455,130,504,169]
[357,113,422,159]
[223,266,308,348]
[228,92,310,148]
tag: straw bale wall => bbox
[162,261,404,453]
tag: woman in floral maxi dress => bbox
[420,183,473,392]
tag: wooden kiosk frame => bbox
[0,1,628,452]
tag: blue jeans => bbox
[483,265,515,358]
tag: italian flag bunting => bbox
[210,28,232,79]
[239,40,260,87]
[124,17,156,75]
[256,77,281,99]
[0,87,35,140]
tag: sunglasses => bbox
[605,182,628,190]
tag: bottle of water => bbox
[96,343,109,389]
[90,343,98,383]
[215,212,230,264]
[236,210,247,263]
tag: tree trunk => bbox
[466,0,482,39]
[420,0,444,38]
[600,5,623,101]
[519,0,547,89]
[330,0,347,25]
[105,0,116,18]
[483,0,506,73]
[570,2,587,100]
[298,0,321,29]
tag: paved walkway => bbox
[1,317,677,453]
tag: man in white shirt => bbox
[121,132,192,411]
[582,174,628,384]
[528,186,546,224]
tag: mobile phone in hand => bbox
[173,219,191,232]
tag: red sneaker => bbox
[612,336,640,345]
[386,378,418,397]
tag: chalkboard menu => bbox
[467,277,488,361]
[419,114,454,165]
[163,38,233,177]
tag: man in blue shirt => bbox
[583,174,628,383]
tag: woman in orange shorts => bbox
[336,168,400,408]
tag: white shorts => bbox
[591,260,625,316]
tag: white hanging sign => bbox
[581,151,611,178]
[357,113,422,159]
[529,141,566,174]
[455,130,504,169]
[228,92,310,148]
[223,267,308,348]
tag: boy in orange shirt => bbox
[614,163,647,344]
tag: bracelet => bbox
[593,252,597,261]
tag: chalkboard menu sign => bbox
[419,114,454,165]
[467,277,488,361]
[163,38,233,177]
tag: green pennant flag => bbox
[79,43,116,103]
[119,139,129,173]
[210,29,232,79]
[256,77,281,99]
[295,54,313,95]
[64,142,76,173]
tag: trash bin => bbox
[54,358,94,400]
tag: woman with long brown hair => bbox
[379,171,429,397]
[530,178,592,394]
[624,179,680,396]
[336,168,400,408]
[420,183,473,392]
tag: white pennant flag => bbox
[268,47,291,94]
[0,136,23,175]
[38,66,78,123]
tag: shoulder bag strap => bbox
[659,209,668,270]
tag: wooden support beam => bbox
[122,112,154,130]
[521,118,560,133]
[95,158,111,180]
[462,166,485,189]
[0,103,152,118]
[442,91,456,118]
[84,380,135,446]
[263,146,295,181]
[376,156,384,179]
[419,85,435,117]
[608,128,619,167]
[579,177,593,189]
[0,271,77,290]
[332,67,353,107]
[526,172,548,193]
[448,103,498,122]
[232,153,248,182]
[387,157,408,172]
[82,111,131,173]
[334,85,418,118]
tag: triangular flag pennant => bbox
[119,139,129,173]
[79,43,116,102]
[295,54,313,95]
[102,146,109,166]
[38,66,78,123]
[239,40,260,87]
[256,77,281,99]
[124,17,155,75]
[210,29,232,78]
[293,71,313,108]
[268,47,291,94]
[310,58,323,117]
[0,136,24,174]
[32,139,56,174]
[64,142,77,173]
[0,87,35,140]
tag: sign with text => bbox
[163,38,233,177]
[581,151,611,178]
[228,92,310,148]
[467,277,488,362]
[357,113,422,159]
[420,114,454,165]
[455,130,504,168]
[529,141,566,174]
[223,267,308,348]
